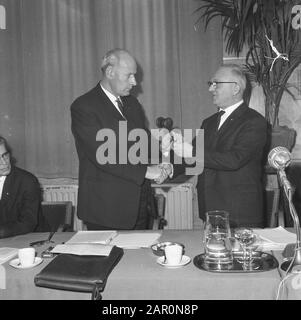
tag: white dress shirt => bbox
[218,100,244,130]
[0,175,7,200]
[100,84,125,118]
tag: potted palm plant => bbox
[195,0,301,151]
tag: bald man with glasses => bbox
[173,64,268,227]
[0,136,41,238]
[200,64,268,227]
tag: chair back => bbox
[36,201,73,232]
[152,194,167,230]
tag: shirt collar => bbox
[219,100,243,115]
[100,84,119,104]
[0,175,7,200]
[99,84,126,119]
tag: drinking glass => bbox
[204,210,233,269]
[234,228,257,269]
[245,233,261,269]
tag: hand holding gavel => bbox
[156,117,174,156]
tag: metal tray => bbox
[193,251,279,273]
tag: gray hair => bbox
[220,64,247,92]
[100,48,132,74]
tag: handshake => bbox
[145,163,173,184]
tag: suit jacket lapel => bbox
[0,168,14,209]
[122,97,144,130]
[217,103,248,136]
[96,85,126,121]
[202,113,220,149]
[94,84,142,129]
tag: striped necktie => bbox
[116,98,124,115]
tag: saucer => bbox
[9,257,43,269]
[157,255,191,268]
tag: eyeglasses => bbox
[0,151,10,162]
[207,81,237,89]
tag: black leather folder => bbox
[34,246,124,300]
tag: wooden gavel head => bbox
[156,117,173,131]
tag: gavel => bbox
[156,117,175,155]
[156,117,173,131]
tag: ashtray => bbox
[151,242,184,256]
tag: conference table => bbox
[0,230,286,300]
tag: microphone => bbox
[268,146,291,170]
[268,147,292,191]
[268,147,301,274]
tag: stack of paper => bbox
[110,232,161,249]
[51,230,117,256]
[0,247,18,264]
[52,230,162,255]
[51,243,113,256]
[255,226,297,251]
[66,230,117,245]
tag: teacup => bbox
[18,248,35,267]
[164,244,183,265]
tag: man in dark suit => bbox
[171,64,267,227]
[71,48,170,230]
[0,136,41,238]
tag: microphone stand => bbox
[279,169,301,274]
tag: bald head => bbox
[100,48,137,97]
[220,64,247,92]
[101,49,133,73]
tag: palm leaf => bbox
[194,0,301,126]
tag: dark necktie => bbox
[216,110,225,131]
[116,98,124,115]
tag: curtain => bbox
[0,0,222,178]
[0,0,25,165]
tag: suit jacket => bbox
[71,84,152,228]
[0,166,41,238]
[197,103,268,227]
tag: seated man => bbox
[0,136,41,238]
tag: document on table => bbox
[65,230,117,245]
[58,231,161,253]
[255,226,296,250]
[110,232,162,249]
[51,243,113,256]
